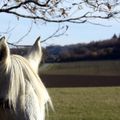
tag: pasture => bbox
[47,87,120,120]
[39,60,120,76]
[40,60,120,120]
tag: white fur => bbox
[0,37,53,120]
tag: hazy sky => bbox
[0,13,120,46]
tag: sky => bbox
[0,13,120,47]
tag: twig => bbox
[41,24,68,43]
[14,21,33,44]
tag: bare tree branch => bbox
[41,24,68,43]
[0,0,120,44]
[0,0,120,23]
[1,9,119,24]
[14,21,33,44]
[3,0,51,11]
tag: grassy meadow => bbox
[40,60,120,120]
[40,60,120,76]
[47,87,120,120]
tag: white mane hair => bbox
[0,37,53,120]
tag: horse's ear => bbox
[0,36,10,62]
[25,36,42,72]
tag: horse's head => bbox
[0,37,52,118]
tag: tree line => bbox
[11,34,120,63]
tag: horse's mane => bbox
[0,37,53,115]
[6,55,52,111]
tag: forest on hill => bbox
[11,34,120,63]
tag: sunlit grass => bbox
[47,87,120,120]
[41,60,120,119]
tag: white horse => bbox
[0,36,53,120]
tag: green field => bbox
[47,87,120,120]
[41,60,120,120]
[40,60,120,76]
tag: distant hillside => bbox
[11,34,120,63]
[43,34,120,62]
